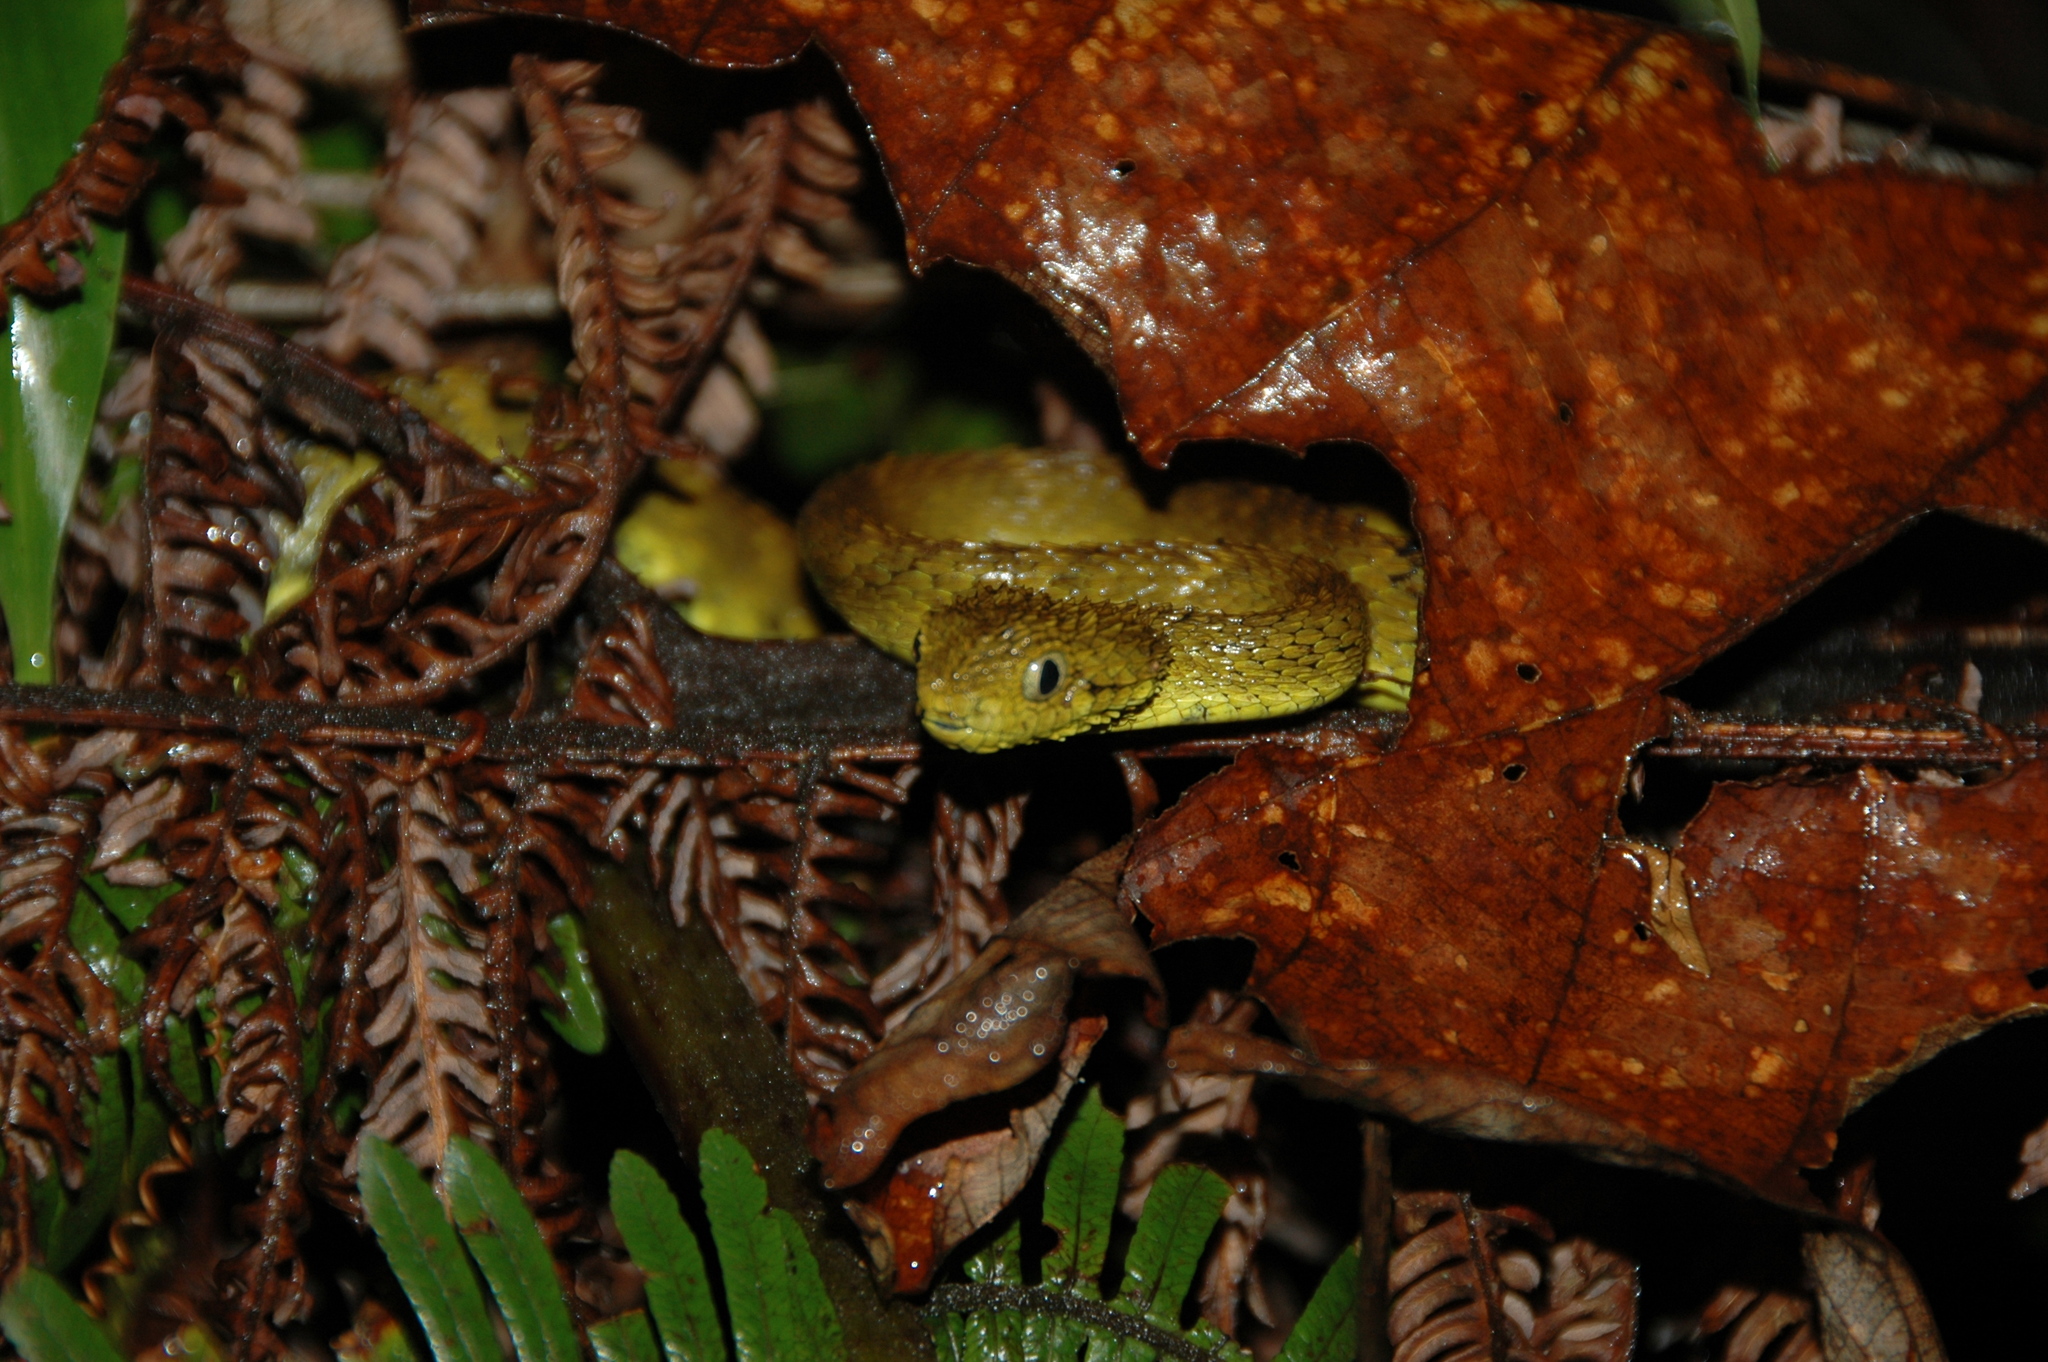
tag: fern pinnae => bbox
[1041,1086,1122,1290]
[0,1266,127,1362]
[441,1137,582,1362]
[590,1309,665,1362]
[1117,1164,1231,1329]
[610,1148,726,1362]
[1271,1244,1359,1362]
[699,1127,846,1362]
[357,1134,498,1362]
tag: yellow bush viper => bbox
[798,447,1420,752]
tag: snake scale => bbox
[798,447,1421,752]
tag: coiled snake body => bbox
[798,447,1420,752]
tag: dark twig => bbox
[926,1284,1233,1362]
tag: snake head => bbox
[915,588,1166,752]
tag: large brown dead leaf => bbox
[418,0,2048,733]
[1136,725,2048,1202]
[411,0,2048,1200]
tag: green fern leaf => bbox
[31,1050,127,1271]
[611,1148,726,1362]
[1117,1165,1230,1329]
[1659,0,1763,116]
[537,913,607,1054]
[1040,1087,1121,1291]
[699,1128,845,1362]
[1271,1244,1357,1362]
[590,1310,664,1362]
[0,1267,124,1362]
[441,1138,582,1362]
[357,1135,499,1362]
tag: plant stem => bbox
[580,854,934,1362]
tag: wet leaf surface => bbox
[1136,725,2048,1202]
[411,0,2048,1233]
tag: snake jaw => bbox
[914,588,1166,752]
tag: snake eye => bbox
[1021,652,1068,701]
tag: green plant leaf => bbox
[1040,1086,1122,1289]
[1271,1244,1358,1362]
[0,1267,124,1362]
[441,1137,582,1362]
[537,913,607,1054]
[609,1149,725,1362]
[356,1134,498,1362]
[591,1311,665,1362]
[775,1206,843,1362]
[1659,0,1762,117]
[700,1128,843,1362]
[1117,1165,1230,1328]
[32,1049,128,1271]
[0,0,130,684]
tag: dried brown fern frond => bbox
[303,88,517,371]
[131,741,329,1355]
[0,0,247,297]
[134,326,297,692]
[751,98,905,326]
[1691,1285,1824,1362]
[559,594,922,1097]
[63,359,155,686]
[517,56,783,462]
[872,792,1026,1031]
[338,764,505,1176]
[302,755,581,1244]
[112,275,621,705]
[660,756,917,1096]
[0,728,130,1277]
[1388,1191,1636,1362]
[157,57,317,301]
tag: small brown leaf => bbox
[810,845,1160,1189]
[845,1014,1105,1294]
[1800,1229,1948,1362]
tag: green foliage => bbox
[590,1311,665,1362]
[610,1149,726,1362]
[537,912,608,1054]
[30,1051,126,1271]
[701,1127,845,1362]
[931,1092,1360,1362]
[358,1135,501,1362]
[1269,1245,1358,1362]
[1659,0,1764,117]
[765,345,1031,483]
[442,1139,584,1362]
[1041,1086,1122,1289]
[351,1130,841,1362]
[0,1267,123,1362]
[0,0,129,682]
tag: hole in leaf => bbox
[1673,77,1690,91]
[1556,401,1574,424]
[2029,967,2048,990]
[1673,513,2048,728]
[1516,662,1541,682]
[1502,763,1527,782]
[1618,756,1718,845]
[1634,921,1653,942]
[1277,850,1302,871]
[1112,159,1136,177]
